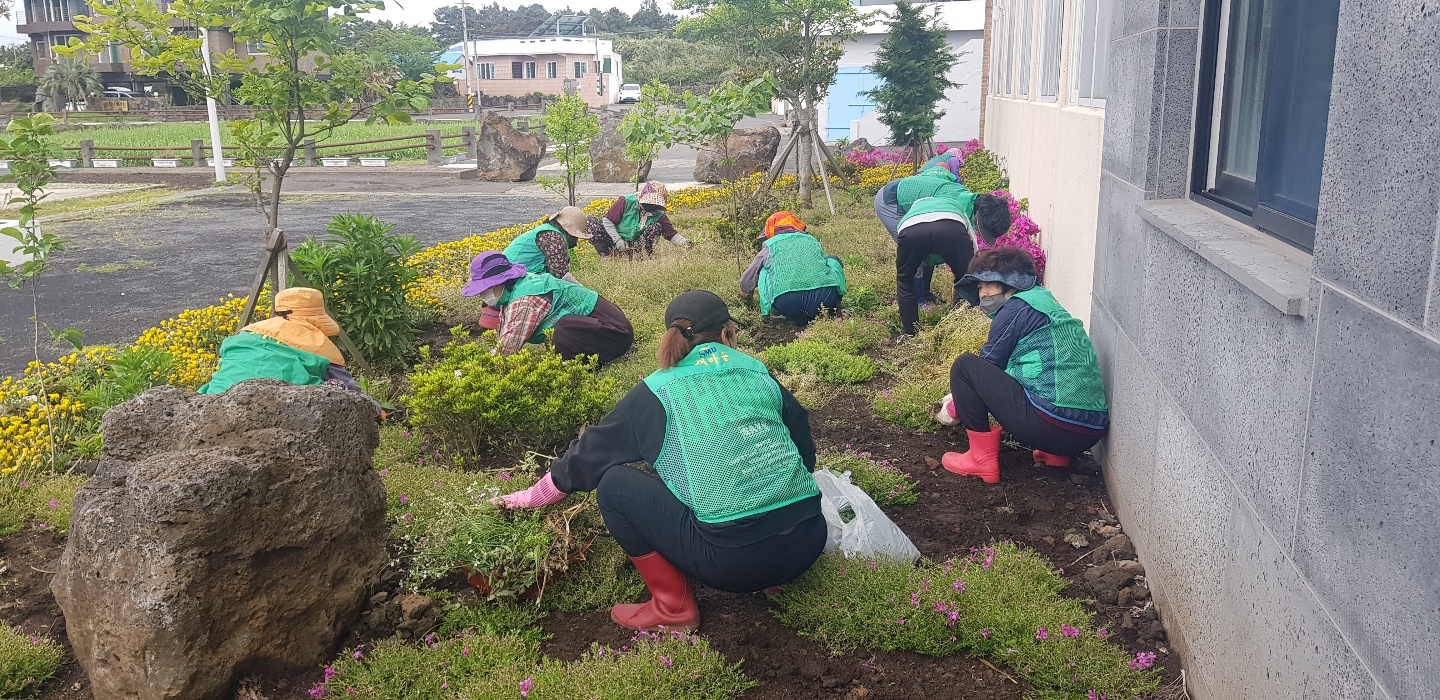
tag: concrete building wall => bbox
[1090,2,1439,699]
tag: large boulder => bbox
[470,111,546,181]
[693,126,782,183]
[591,111,651,183]
[52,380,387,700]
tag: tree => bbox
[66,0,444,321]
[0,43,36,86]
[37,56,102,122]
[537,94,599,206]
[861,1,959,159]
[614,37,735,89]
[430,3,551,45]
[358,26,442,82]
[676,0,869,208]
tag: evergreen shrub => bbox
[762,340,876,384]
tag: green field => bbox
[49,120,483,162]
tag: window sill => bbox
[1137,199,1312,317]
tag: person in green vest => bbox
[933,247,1109,483]
[875,157,1012,304]
[492,290,826,632]
[586,180,691,258]
[198,287,381,416]
[461,251,634,364]
[739,211,846,325]
[501,206,591,283]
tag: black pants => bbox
[595,466,827,593]
[896,220,974,335]
[950,354,1105,457]
[551,296,634,364]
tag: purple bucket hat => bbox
[462,251,528,297]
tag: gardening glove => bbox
[670,233,692,247]
[602,219,628,251]
[934,393,961,426]
[492,472,567,509]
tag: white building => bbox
[816,1,987,144]
[438,36,624,107]
[981,0,1110,324]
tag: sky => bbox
[0,0,667,46]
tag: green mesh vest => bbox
[501,274,599,341]
[642,343,820,523]
[502,223,563,276]
[198,331,331,394]
[616,195,646,241]
[757,232,845,314]
[1006,288,1108,412]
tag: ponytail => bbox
[655,320,738,370]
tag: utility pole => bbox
[459,0,479,119]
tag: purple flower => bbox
[1036,627,1049,640]
[47,498,59,509]
[399,494,409,505]
[309,685,325,698]
[520,677,535,697]
[347,689,357,696]
[403,513,413,522]
[442,682,449,689]
[499,472,511,480]
[660,655,673,668]
[352,645,364,659]
[981,629,992,639]
[1061,623,1080,638]
[951,579,966,592]
[323,666,337,682]
[1129,651,1157,670]
[1098,629,1109,638]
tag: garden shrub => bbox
[816,450,918,506]
[873,377,948,431]
[0,624,63,697]
[72,344,176,414]
[762,340,876,384]
[797,313,891,354]
[403,341,619,458]
[772,543,1161,700]
[292,213,424,363]
[958,146,1010,194]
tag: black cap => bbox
[664,290,732,337]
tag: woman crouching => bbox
[493,290,827,631]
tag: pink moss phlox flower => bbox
[520,677,535,697]
[351,645,364,659]
[36,523,47,530]
[1036,627,1049,640]
[911,592,921,606]
[399,494,409,505]
[48,498,59,509]
[309,685,325,698]
[1062,623,1080,638]
[322,666,337,682]
[402,431,411,438]
[1129,651,1157,670]
[442,682,449,689]
[347,689,357,696]
[660,655,673,668]
[378,469,389,476]
[403,513,413,522]
[1098,629,1110,638]
[499,473,511,480]
[897,619,905,625]
[981,629,992,639]
[463,647,469,656]
[952,579,966,592]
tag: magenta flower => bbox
[660,655,673,668]
[347,689,357,696]
[403,513,413,522]
[399,494,409,505]
[442,682,448,689]
[981,629,992,639]
[951,579,966,592]
[1129,651,1157,670]
[463,647,469,657]
[499,473,511,480]
[1036,627,1049,640]
[309,685,325,699]
[1098,629,1110,638]
[520,677,535,697]
[352,645,364,659]
[1061,623,1080,638]
[48,498,59,509]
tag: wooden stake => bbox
[286,258,370,372]
[810,129,836,215]
[760,124,801,193]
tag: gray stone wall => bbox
[1090,2,1438,699]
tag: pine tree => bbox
[862,0,960,156]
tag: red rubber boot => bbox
[1032,450,1072,467]
[942,426,1003,483]
[611,552,700,632]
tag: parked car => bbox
[103,87,133,98]
[617,84,641,104]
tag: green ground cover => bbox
[48,121,482,162]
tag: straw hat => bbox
[241,287,346,365]
[549,206,592,239]
[274,288,340,336]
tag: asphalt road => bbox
[0,191,557,375]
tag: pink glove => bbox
[492,472,567,509]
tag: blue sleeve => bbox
[979,298,1049,368]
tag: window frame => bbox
[524,61,536,79]
[479,62,495,80]
[1036,0,1064,101]
[1068,0,1111,108]
[573,61,587,79]
[546,61,557,79]
[245,38,267,55]
[1012,0,1033,98]
[511,61,524,79]
[1190,0,1340,252]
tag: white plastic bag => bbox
[813,469,921,563]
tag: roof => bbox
[528,13,590,37]
[440,36,615,60]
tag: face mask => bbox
[480,289,502,307]
[978,293,1007,317]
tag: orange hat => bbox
[242,288,347,366]
[759,211,806,240]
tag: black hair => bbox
[967,246,1038,292]
[973,194,1013,241]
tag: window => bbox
[1192,0,1341,250]
[33,39,47,61]
[47,33,79,57]
[574,61,587,79]
[100,42,122,64]
[989,0,1010,95]
[246,39,266,55]
[1012,0,1032,98]
[479,62,495,80]
[546,61,557,79]
[1036,0,1064,101]
[512,61,524,79]
[1069,0,1112,107]
[524,61,536,79]
[39,0,69,23]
